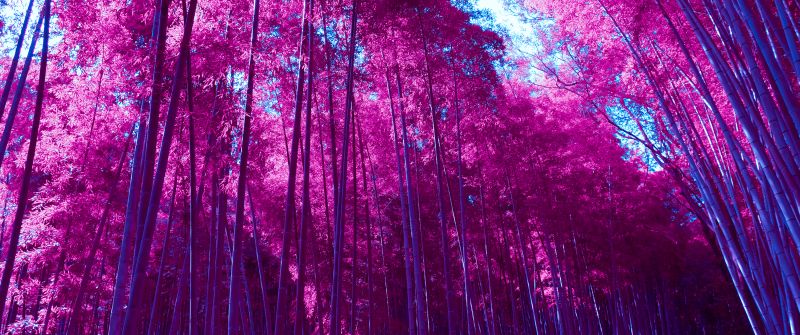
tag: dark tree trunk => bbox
[109,0,171,329]
[329,1,358,333]
[0,13,43,168]
[294,2,315,333]
[228,0,260,333]
[68,136,133,334]
[122,0,198,331]
[144,181,178,335]
[384,64,416,335]
[0,0,35,118]
[274,0,308,332]
[416,10,454,334]
[0,0,51,320]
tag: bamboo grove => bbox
[0,0,794,334]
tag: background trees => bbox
[514,0,800,333]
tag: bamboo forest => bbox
[0,0,798,333]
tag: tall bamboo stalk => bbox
[109,0,170,330]
[0,0,35,118]
[122,0,198,331]
[329,1,358,333]
[0,0,51,319]
[294,3,315,332]
[228,0,260,333]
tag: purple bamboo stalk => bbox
[67,135,133,334]
[0,13,43,170]
[452,65,474,335]
[383,62,417,335]
[356,108,374,335]
[274,0,309,331]
[329,1,358,333]
[349,102,360,335]
[294,3,315,333]
[227,0,260,333]
[144,178,178,335]
[109,0,170,328]
[415,9,455,333]
[185,11,199,333]
[122,0,198,331]
[395,64,428,335]
[0,0,35,119]
[0,0,51,320]
[132,0,172,266]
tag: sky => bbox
[455,0,552,85]
[0,0,51,60]
[462,0,542,56]
[470,0,528,33]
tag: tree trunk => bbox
[294,2,315,332]
[109,0,171,329]
[329,1,358,333]
[395,65,428,335]
[228,0,260,333]
[144,179,178,335]
[0,13,43,169]
[357,112,374,335]
[67,135,133,334]
[248,192,272,335]
[384,64,416,335]
[349,102,360,335]
[185,8,200,331]
[0,0,35,118]
[122,0,198,331]
[416,10,454,333]
[452,67,474,335]
[0,0,51,319]
[274,0,309,331]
